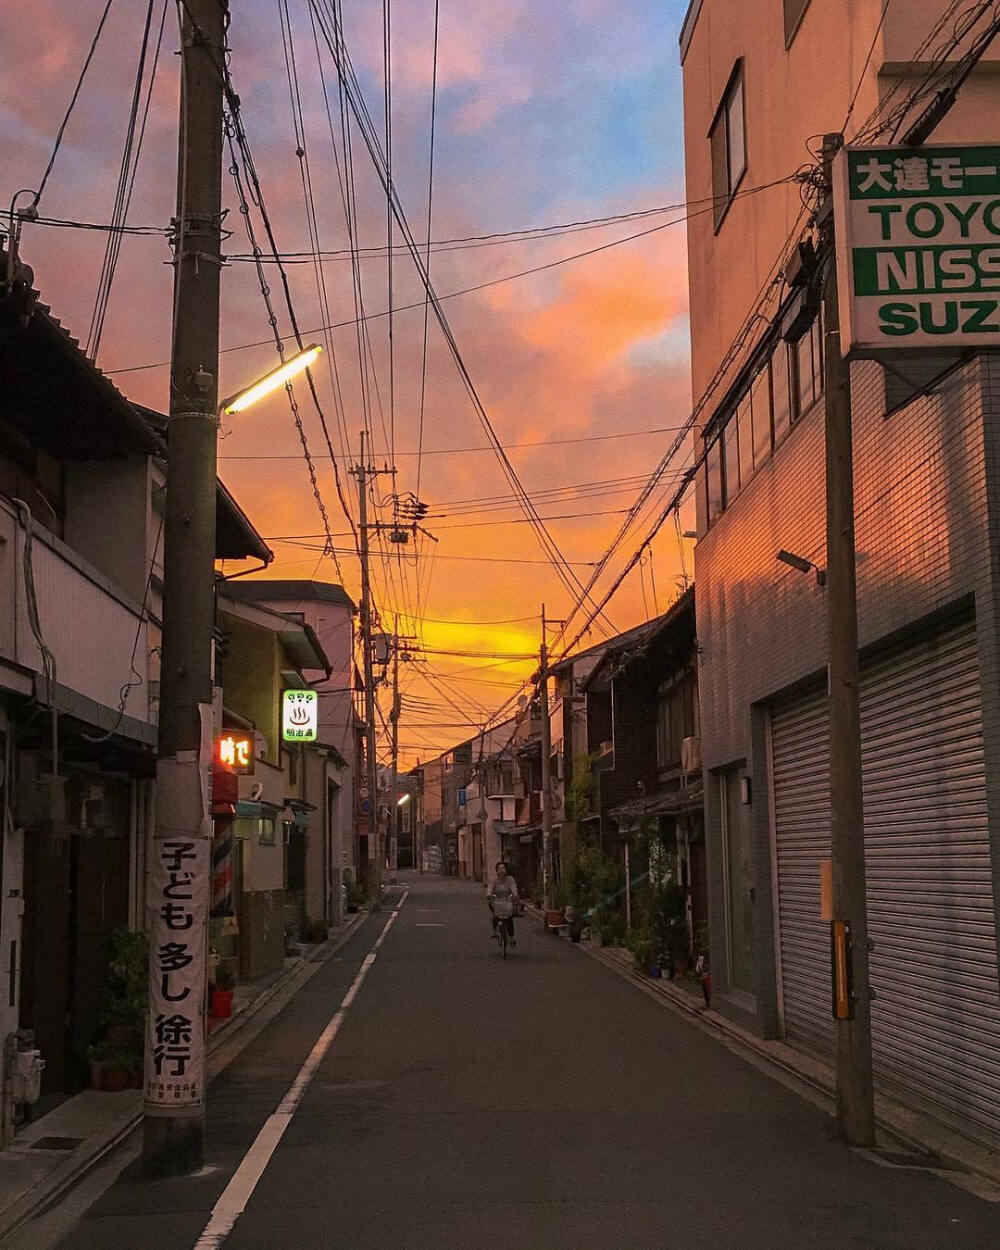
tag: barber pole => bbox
[212,834,233,916]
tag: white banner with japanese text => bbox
[144,723,213,1116]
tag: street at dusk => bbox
[4,2,1000,1247]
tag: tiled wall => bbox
[695,357,989,772]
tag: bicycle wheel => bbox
[498,918,508,959]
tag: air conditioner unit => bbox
[681,736,702,774]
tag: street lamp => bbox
[776,548,826,587]
[219,344,323,415]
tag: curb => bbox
[0,909,370,1245]
[571,932,1000,1189]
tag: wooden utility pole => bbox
[143,0,227,1177]
[539,605,553,910]
[354,432,382,910]
[822,131,875,1147]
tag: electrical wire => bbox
[34,0,116,207]
[87,0,166,360]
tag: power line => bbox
[217,423,687,460]
[103,175,795,378]
[307,0,621,636]
[34,0,116,206]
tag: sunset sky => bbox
[3,0,696,763]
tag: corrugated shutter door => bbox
[771,619,1000,1147]
[862,622,1000,1145]
[771,689,832,1060]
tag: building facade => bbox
[681,0,1000,1149]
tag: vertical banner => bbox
[144,704,215,1115]
[145,830,210,1111]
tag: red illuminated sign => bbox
[216,732,255,775]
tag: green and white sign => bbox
[282,688,318,742]
[835,143,1000,354]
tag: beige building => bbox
[681,0,1000,1151]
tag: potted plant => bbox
[210,965,235,1019]
[89,926,148,1091]
[625,924,654,972]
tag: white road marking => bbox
[415,922,444,927]
[191,891,409,1250]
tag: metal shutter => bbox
[771,688,832,1060]
[862,622,1000,1145]
[771,619,1000,1147]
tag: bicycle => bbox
[490,898,515,959]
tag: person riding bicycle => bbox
[486,861,519,947]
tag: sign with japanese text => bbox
[282,689,318,742]
[216,731,255,775]
[145,835,209,1112]
[834,143,1000,354]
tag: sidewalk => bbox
[0,910,368,1245]
[526,904,1000,1191]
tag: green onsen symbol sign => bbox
[282,689,318,742]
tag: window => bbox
[790,308,823,421]
[710,62,747,228]
[771,343,791,446]
[783,0,811,46]
[736,393,753,488]
[657,676,696,770]
[700,309,823,531]
[706,438,724,523]
[723,408,741,506]
[750,367,771,468]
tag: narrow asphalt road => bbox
[51,873,999,1249]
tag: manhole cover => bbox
[30,1136,83,1152]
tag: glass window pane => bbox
[706,438,724,522]
[723,413,741,504]
[727,74,746,190]
[711,119,729,224]
[751,367,771,467]
[737,393,754,486]
[771,345,791,445]
[814,306,824,398]
[796,330,814,415]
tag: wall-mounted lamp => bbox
[776,549,826,587]
[397,793,411,807]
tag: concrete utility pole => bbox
[478,728,488,881]
[389,616,399,883]
[143,0,227,1177]
[539,605,553,910]
[821,131,875,1147]
[354,432,382,911]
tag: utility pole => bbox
[354,432,382,911]
[389,615,399,883]
[143,0,227,1177]
[478,727,488,881]
[539,604,553,911]
[821,131,875,1147]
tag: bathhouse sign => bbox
[834,143,1000,354]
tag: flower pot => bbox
[211,987,234,1019]
[544,910,565,931]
